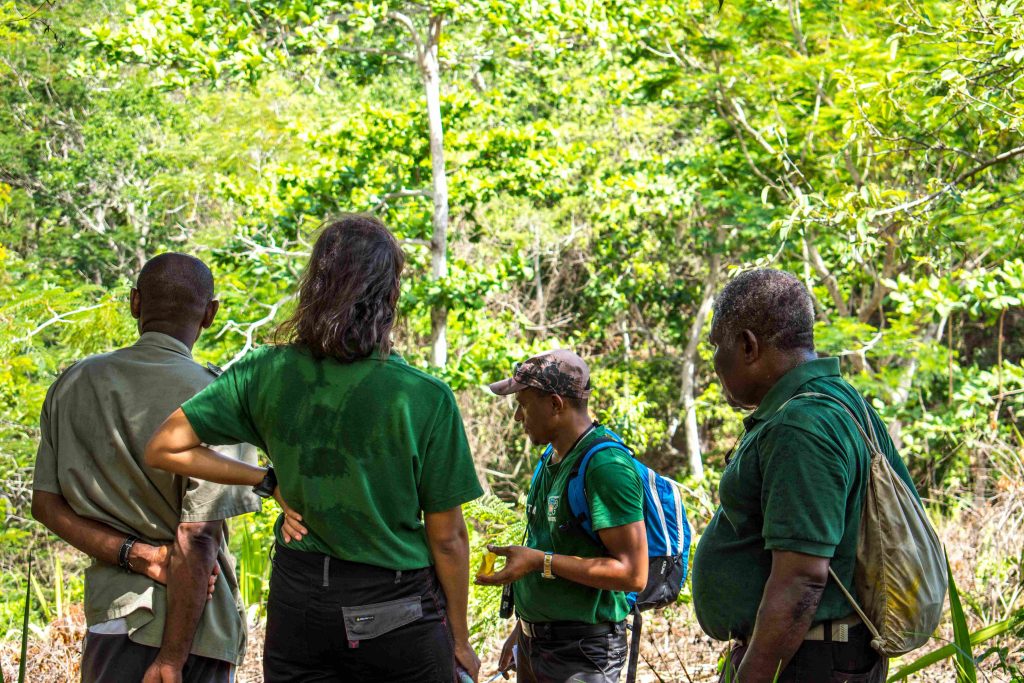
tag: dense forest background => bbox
[1,0,1023,679]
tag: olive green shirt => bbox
[514,425,645,624]
[692,357,917,641]
[181,345,483,571]
[32,332,260,664]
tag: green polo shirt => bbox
[514,425,645,624]
[181,344,483,571]
[32,332,260,664]
[692,357,917,641]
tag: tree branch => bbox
[872,144,1024,218]
[387,11,425,62]
[219,294,296,367]
[14,302,109,344]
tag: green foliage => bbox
[888,609,1024,681]
[2,0,1023,678]
[17,557,29,683]
[947,553,979,682]
[464,495,525,642]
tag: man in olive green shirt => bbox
[32,253,260,682]
[693,269,914,683]
[478,350,648,683]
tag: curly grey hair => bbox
[712,268,815,351]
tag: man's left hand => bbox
[141,660,183,683]
[474,545,544,586]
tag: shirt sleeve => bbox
[181,349,266,452]
[32,381,62,494]
[759,422,851,558]
[416,390,483,513]
[585,449,645,531]
[180,443,262,522]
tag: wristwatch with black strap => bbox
[252,466,277,499]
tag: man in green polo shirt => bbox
[31,253,261,682]
[477,350,648,683]
[693,268,915,682]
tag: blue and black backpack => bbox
[534,429,692,681]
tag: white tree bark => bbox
[421,18,449,368]
[391,11,449,367]
[674,228,722,480]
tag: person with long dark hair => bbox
[144,215,484,682]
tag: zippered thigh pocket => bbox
[342,595,423,642]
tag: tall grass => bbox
[885,552,1024,682]
[17,557,30,683]
[887,611,1023,681]
[236,520,271,617]
[947,553,978,682]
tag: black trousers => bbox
[719,624,888,683]
[263,544,456,683]
[80,631,232,683]
[515,622,628,683]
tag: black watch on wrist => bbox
[253,467,277,499]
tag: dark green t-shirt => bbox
[181,345,483,571]
[514,425,645,624]
[692,358,917,641]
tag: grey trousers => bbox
[81,631,233,683]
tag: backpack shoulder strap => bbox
[527,444,554,508]
[565,437,632,544]
[534,444,553,479]
[777,391,883,456]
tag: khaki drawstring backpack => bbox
[782,392,947,656]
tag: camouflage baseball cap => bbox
[488,349,592,399]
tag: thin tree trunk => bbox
[421,17,449,367]
[888,316,946,448]
[675,227,722,480]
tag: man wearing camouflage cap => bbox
[477,350,648,683]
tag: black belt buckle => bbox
[523,620,616,641]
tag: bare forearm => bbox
[431,538,471,643]
[737,574,825,682]
[424,507,472,644]
[155,522,222,668]
[32,491,164,577]
[145,408,265,485]
[148,442,265,485]
[550,553,646,592]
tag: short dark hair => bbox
[562,395,589,413]
[712,268,815,351]
[276,214,404,362]
[135,253,214,326]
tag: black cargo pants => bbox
[263,544,456,683]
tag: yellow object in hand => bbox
[478,550,499,576]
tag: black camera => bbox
[499,583,514,619]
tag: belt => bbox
[803,614,862,643]
[520,619,622,641]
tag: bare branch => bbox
[219,294,296,368]
[872,144,1024,218]
[14,302,109,344]
[387,11,425,62]
[239,236,310,259]
[335,45,415,62]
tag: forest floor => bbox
[2,494,1022,682]
[0,600,1008,682]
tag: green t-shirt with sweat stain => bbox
[182,344,484,571]
[513,424,645,624]
[692,357,918,642]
